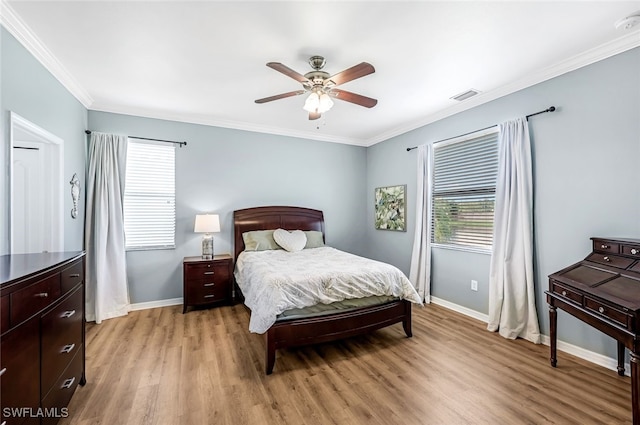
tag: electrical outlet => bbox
[471,280,478,291]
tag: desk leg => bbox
[549,305,557,367]
[631,351,640,425]
[618,341,626,376]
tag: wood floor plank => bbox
[61,304,633,425]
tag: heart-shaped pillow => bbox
[273,229,307,252]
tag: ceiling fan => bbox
[255,55,377,120]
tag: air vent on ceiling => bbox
[450,89,481,101]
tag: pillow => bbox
[242,230,282,251]
[273,228,307,252]
[304,231,325,249]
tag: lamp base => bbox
[201,234,214,260]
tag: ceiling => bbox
[3,1,640,146]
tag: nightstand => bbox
[183,254,233,313]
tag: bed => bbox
[233,206,421,374]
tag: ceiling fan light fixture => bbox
[318,93,334,113]
[303,92,320,112]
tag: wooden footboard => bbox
[265,299,412,374]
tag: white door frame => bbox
[9,112,64,254]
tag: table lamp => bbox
[194,214,220,259]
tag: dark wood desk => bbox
[547,237,640,425]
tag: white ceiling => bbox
[3,1,640,146]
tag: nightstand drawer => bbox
[185,263,230,283]
[584,296,631,329]
[186,283,229,305]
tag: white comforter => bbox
[235,247,422,334]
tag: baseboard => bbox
[430,296,629,376]
[431,296,490,323]
[130,297,183,311]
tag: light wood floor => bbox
[61,303,631,425]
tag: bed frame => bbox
[233,206,413,374]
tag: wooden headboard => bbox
[233,206,325,260]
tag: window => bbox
[432,128,498,251]
[124,139,176,250]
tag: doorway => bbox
[10,112,64,254]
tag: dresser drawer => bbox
[1,295,9,334]
[551,282,583,304]
[593,239,619,254]
[41,287,83,394]
[60,261,84,294]
[185,262,230,282]
[584,296,631,329]
[586,253,635,269]
[10,275,61,327]
[41,348,83,425]
[186,281,229,305]
[621,244,640,259]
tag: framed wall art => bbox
[374,184,406,231]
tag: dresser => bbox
[183,254,233,313]
[0,252,86,425]
[546,237,640,425]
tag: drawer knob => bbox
[61,377,75,389]
[0,367,6,377]
[561,290,567,296]
[61,343,75,354]
[61,310,76,319]
[69,273,80,278]
[632,248,639,255]
[204,271,215,275]
[203,283,215,287]
[601,244,609,249]
[34,292,49,298]
[204,294,215,299]
[603,256,611,262]
[599,306,605,314]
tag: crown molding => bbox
[364,30,640,146]
[2,0,637,147]
[0,1,93,108]
[89,102,370,147]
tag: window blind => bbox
[432,131,499,249]
[124,140,176,250]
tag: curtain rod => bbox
[406,106,556,152]
[85,130,187,147]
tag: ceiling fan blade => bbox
[329,89,378,108]
[255,90,306,104]
[309,111,321,120]
[326,62,375,87]
[266,62,310,84]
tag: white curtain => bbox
[409,144,433,303]
[487,118,541,343]
[85,132,130,324]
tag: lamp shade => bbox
[194,214,220,233]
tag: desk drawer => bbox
[621,244,640,259]
[584,296,631,329]
[593,239,619,254]
[586,253,635,269]
[551,282,583,304]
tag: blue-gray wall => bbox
[4,19,640,362]
[88,111,368,304]
[1,28,87,255]
[365,47,640,358]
